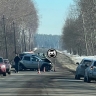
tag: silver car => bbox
[19,54,53,71]
[84,59,96,83]
[3,59,11,74]
[75,58,93,80]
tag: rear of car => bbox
[75,58,93,79]
[84,60,96,83]
[0,57,6,76]
[3,59,11,74]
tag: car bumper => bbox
[0,68,6,73]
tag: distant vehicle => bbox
[0,57,6,76]
[75,58,93,80]
[19,54,53,71]
[84,59,96,83]
[3,59,11,75]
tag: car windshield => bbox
[83,60,93,66]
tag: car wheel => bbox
[3,72,6,76]
[75,75,77,79]
[77,75,80,80]
[44,65,50,71]
[87,76,91,83]
[8,71,11,75]
[84,76,87,82]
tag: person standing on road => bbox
[14,53,21,73]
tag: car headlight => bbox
[1,65,6,68]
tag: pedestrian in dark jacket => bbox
[14,53,21,73]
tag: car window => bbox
[82,60,92,66]
[4,60,9,63]
[31,57,37,61]
[23,56,30,61]
[93,61,96,66]
[0,58,3,63]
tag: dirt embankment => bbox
[56,52,77,72]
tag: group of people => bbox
[14,53,21,73]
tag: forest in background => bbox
[0,0,39,60]
[62,0,96,56]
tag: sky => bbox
[33,0,74,35]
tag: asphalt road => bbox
[0,49,96,96]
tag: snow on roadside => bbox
[62,50,96,64]
[57,50,96,71]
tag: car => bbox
[19,54,53,71]
[3,59,11,75]
[84,59,96,83]
[0,57,6,76]
[75,58,93,80]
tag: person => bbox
[14,53,21,73]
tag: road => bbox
[0,50,96,96]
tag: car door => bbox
[30,57,38,68]
[23,56,31,68]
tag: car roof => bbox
[23,51,34,54]
[82,58,96,61]
[3,59,8,60]
[23,54,37,56]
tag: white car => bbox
[75,58,93,80]
[84,59,96,83]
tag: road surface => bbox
[0,50,96,96]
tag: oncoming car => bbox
[75,58,93,80]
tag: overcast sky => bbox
[33,0,74,35]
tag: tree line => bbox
[62,0,96,56]
[0,0,39,61]
[34,34,61,50]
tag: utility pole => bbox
[22,29,26,51]
[29,29,31,51]
[2,15,8,58]
[13,21,17,54]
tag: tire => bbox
[77,75,80,80]
[75,75,77,79]
[41,65,49,71]
[8,71,11,75]
[87,76,91,83]
[84,76,87,82]
[3,72,6,76]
